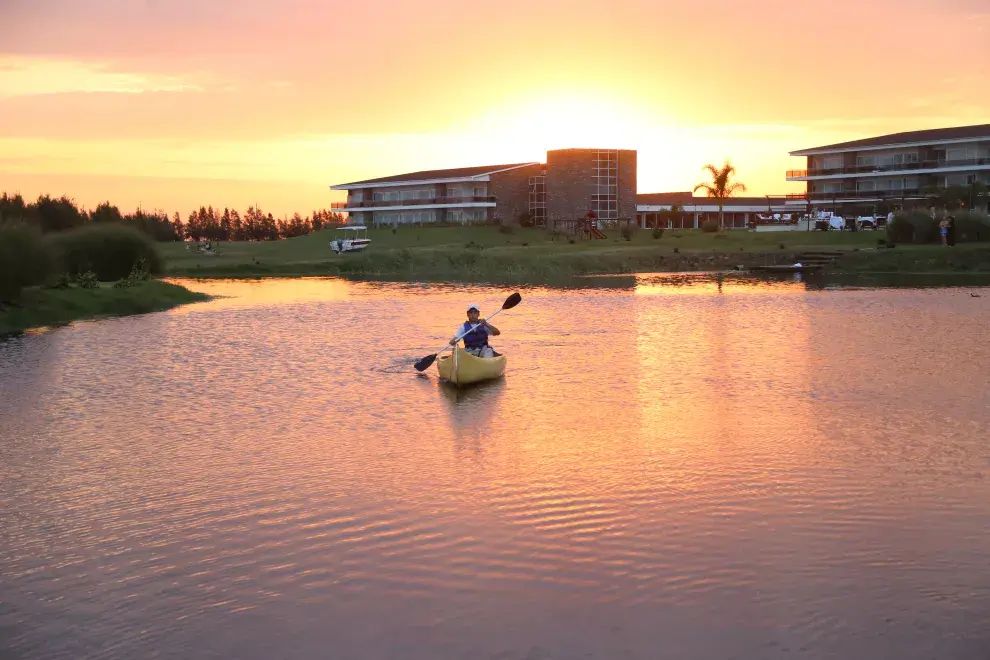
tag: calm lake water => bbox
[2,274,990,659]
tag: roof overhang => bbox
[331,163,541,190]
[791,135,990,157]
[330,202,497,213]
[787,163,990,181]
[637,204,792,213]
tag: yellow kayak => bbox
[436,347,506,386]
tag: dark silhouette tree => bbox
[693,163,747,229]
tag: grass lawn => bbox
[0,280,210,336]
[162,226,906,280]
[833,242,990,273]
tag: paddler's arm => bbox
[483,320,500,336]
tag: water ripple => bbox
[2,277,990,659]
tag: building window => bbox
[447,208,485,225]
[883,178,918,191]
[418,189,436,200]
[400,188,435,201]
[591,149,619,221]
[394,210,436,224]
[946,147,977,162]
[823,156,843,170]
[529,174,546,226]
[875,153,918,169]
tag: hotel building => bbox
[329,124,990,230]
[330,149,637,228]
[786,124,990,214]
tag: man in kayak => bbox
[450,303,500,358]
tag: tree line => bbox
[0,193,345,242]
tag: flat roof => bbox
[791,123,990,156]
[636,192,694,205]
[637,193,790,207]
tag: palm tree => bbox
[693,162,747,229]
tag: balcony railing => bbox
[788,189,931,201]
[331,195,497,209]
[788,157,990,179]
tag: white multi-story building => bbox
[330,149,638,228]
[786,124,990,213]
[330,163,542,227]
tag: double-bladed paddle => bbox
[414,292,522,372]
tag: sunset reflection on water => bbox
[2,275,989,660]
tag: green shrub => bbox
[701,221,719,233]
[113,259,152,288]
[497,223,514,234]
[76,271,99,289]
[47,223,162,281]
[652,227,664,239]
[887,211,937,244]
[952,210,990,243]
[912,215,939,244]
[886,217,915,243]
[47,272,72,289]
[0,222,53,301]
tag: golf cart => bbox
[329,225,371,254]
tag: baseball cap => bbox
[466,303,480,312]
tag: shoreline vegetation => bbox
[163,225,990,281]
[0,222,209,337]
[4,220,989,336]
[0,281,209,336]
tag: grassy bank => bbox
[164,226,910,281]
[0,280,209,336]
[832,243,990,273]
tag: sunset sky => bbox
[2,0,988,216]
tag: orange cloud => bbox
[0,0,987,215]
[0,57,214,97]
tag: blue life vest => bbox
[461,321,489,349]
